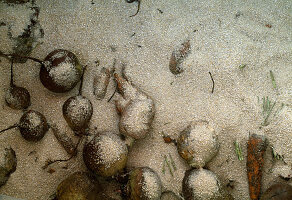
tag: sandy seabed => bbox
[0,0,291,199]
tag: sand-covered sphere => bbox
[63,95,93,135]
[126,167,162,200]
[0,147,17,187]
[5,86,31,110]
[19,110,49,141]
[83,132,128,177]
[182,169,226,200]
[56,171,100,200]
[161,191,181,200]
[177,120,219,168]
[40,49,83,93]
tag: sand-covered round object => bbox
[114,73,155,140]
[177,120,219,168]
[0,147,17,187]
[161,191,181,200]
[182,169,223,200]
[56,171,100,200]
[126,167,162,200]
[5,86,30,110]
[260,183,292,200]
[19,110,49,141]
[63,95,93,135]
[83,132,128,177]
[40,49,83,93]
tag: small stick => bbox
[234,140,243,161]
[209,72,215,93]
[239,64,247,70]
[162,156,166,174]
[42,137,83,169]
[0,51,43,64]
[269,70,277,90]
[164,155,174,176]
[127,0,141,17]
[168,153,177,171]
[0,124,18,134]
[108,82,117,102]
[78,66,87,96]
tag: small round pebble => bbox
[83,132,128,177]
[5,86,31,110]
[126,167,162,200]
[63,95,93,135]
[40,49,83,93]
[177,120,219,168]
[19,110,49,141]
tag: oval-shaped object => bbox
[83,132,128,177]
[0,147,17,187]
[56,171,100,200]
[126,167,162,200]
[182,168,231,200]
[177,120,219,168]
[63,95,93,136]
[19,110,49,141]
[40,49,83,93]
[5,86,31,110]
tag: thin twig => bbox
[209,72,215,93]
[164,155,174,176]
[168,153,177,171]
[108,83,117,102]
[269,70,277,90]
[234,140,243,161]
[0,124,18,134]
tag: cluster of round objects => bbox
[175,120,234,200]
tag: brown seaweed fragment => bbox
[246,134,267,200]
[169,40,191,75]
[93,67,111,100]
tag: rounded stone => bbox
[5,86,31,110]
[182,169,224,200]
[19,110,49,141]
[83,132,128,177]
[177,120,219,168]
[40,49,83,93]
[63,95,93,136]
[126,167,162,200]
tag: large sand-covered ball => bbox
[177,120,219,168]
[40,49,83,93]
[182,169,232,200]
[19,110,49,141]
[126,167,162,200]
[83,132,128,177]
[56,171,100,200]
[63,95,93,135]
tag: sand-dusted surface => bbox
[0,0,291,199]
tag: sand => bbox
[0,0,291,199]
